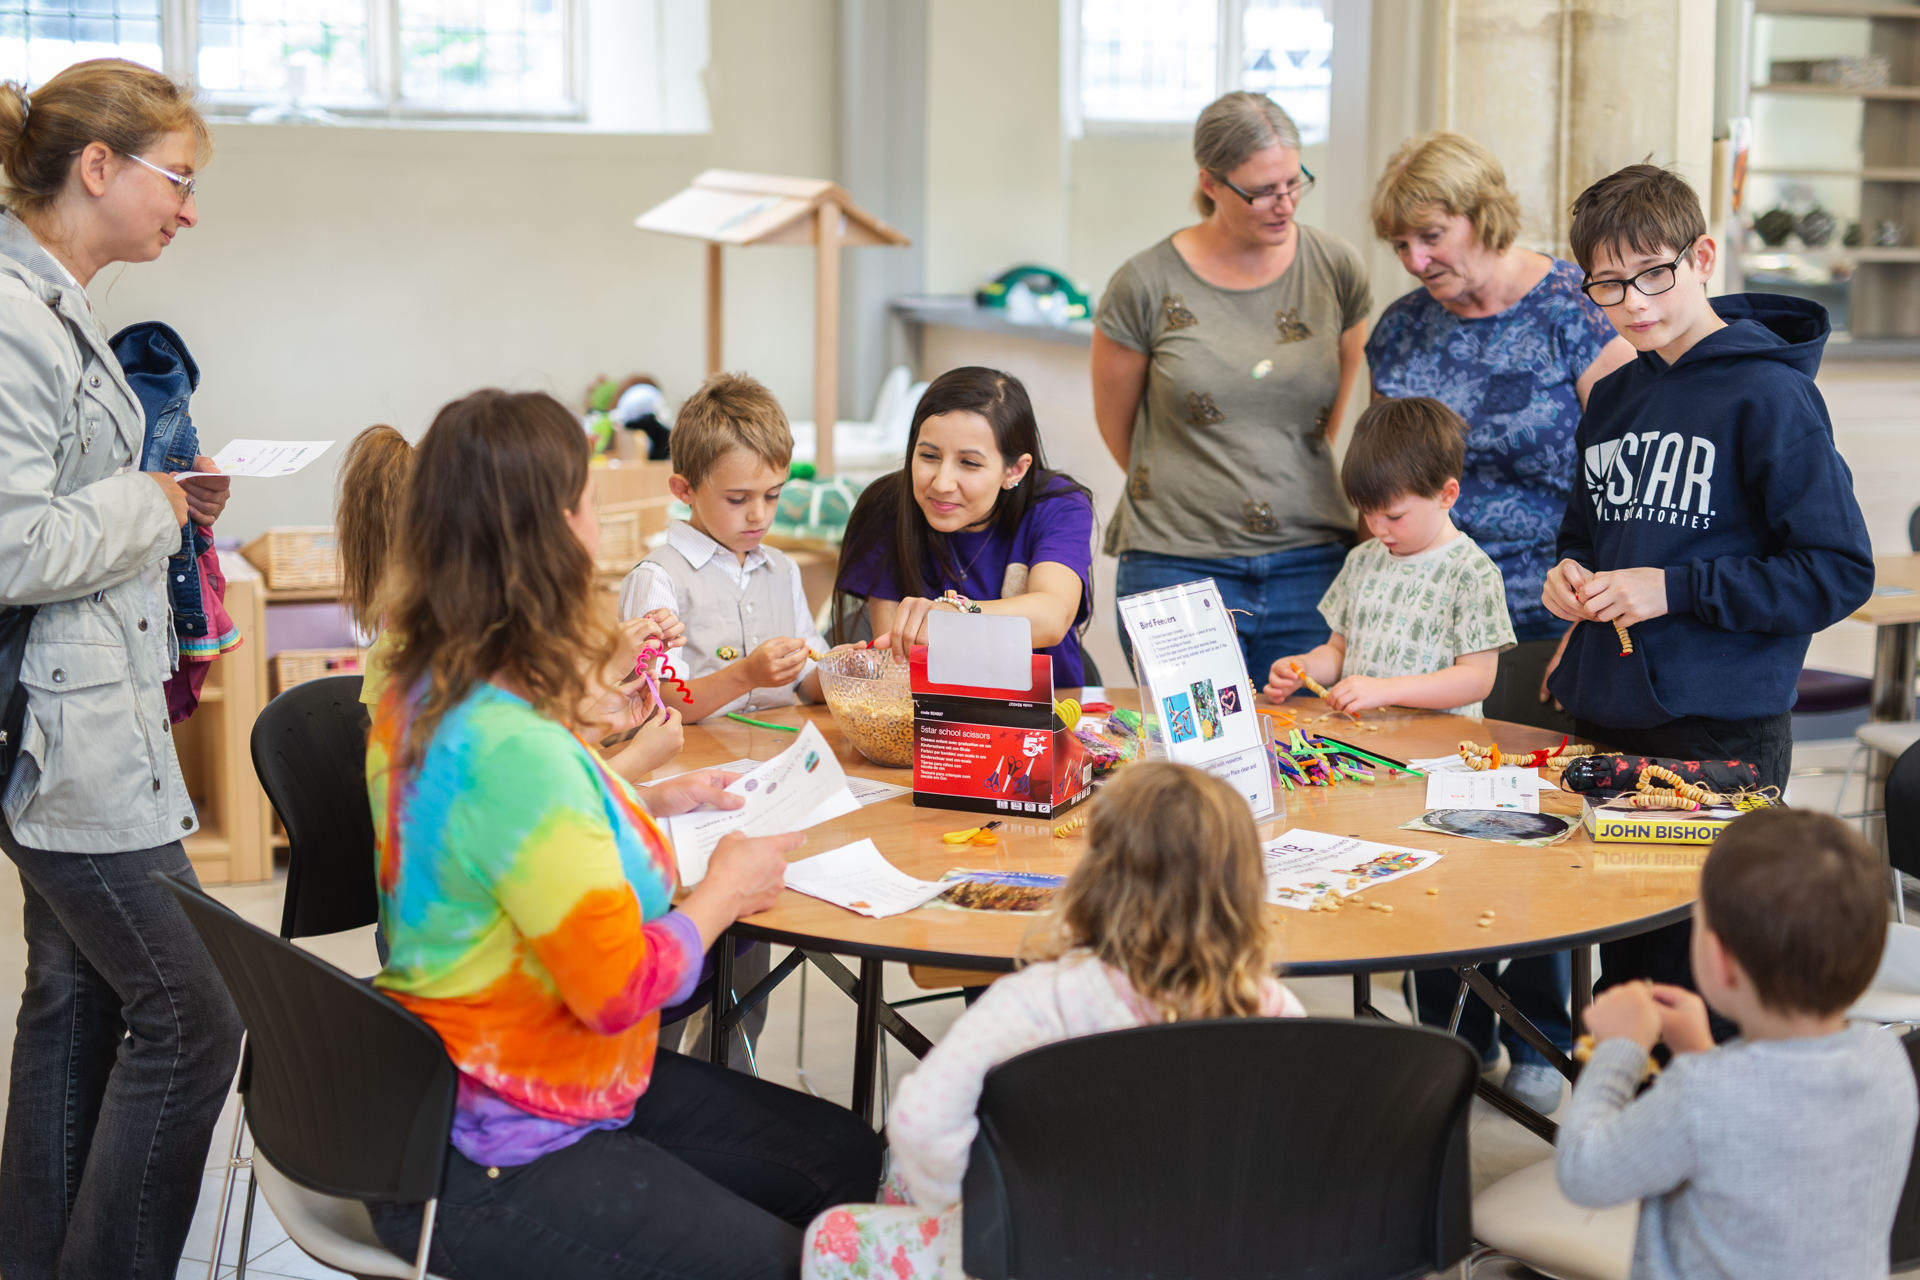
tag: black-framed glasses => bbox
[1580,247,1691,307]
[1214,166,1316,209]
[122,152,196,205]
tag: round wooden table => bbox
[671,694,1702,1131]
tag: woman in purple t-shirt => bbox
[832,367,1097,686]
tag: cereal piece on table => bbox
[1478,919,1493,928]
[1426,887,1440,896]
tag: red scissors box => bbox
[908,647,1093,820]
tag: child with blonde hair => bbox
[802,763,1304,1278]
[336,422,685,779]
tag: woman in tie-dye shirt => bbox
[362,389,881,1280]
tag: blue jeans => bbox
[368,1048,883,1278]
[1114,544,1348,685]
[1413,953,1573,1069]
[0,825,244,1279]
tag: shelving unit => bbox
[175,569,273,884]
[1736,0,1920,346]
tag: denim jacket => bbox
[0,211,198,853]
[112,321,209,639]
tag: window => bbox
[1069,0,1334,144]
[1,2,164,88]
[2,0,579,119]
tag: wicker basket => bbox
[241,527,341,592]
[270,648,367,698]
[594,498,673,576]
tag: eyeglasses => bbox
[122,152,196,205]
[1580,247,1692,307]
[1213,166,1316,209]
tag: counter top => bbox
[892,295,1095,348]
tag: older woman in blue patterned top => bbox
[1364,132,1633,1118]
[1366,132,1633,730]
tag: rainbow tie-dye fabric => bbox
[368,682,703,1165]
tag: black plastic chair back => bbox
[962,1018,1477,1280]
[153,869,454,1204]
[1890,1029,1920,1269]
[250,675,378,939]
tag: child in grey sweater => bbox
[1557,809,1917,1280]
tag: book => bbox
[1581,794,1780,846]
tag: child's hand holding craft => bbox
[641,607,687,652]
[1542,558,1601,624]
[1583,981,1664,1053]
[1324,674,1391,713]
[1580,566,1669,627]
[1264,655,1310,699]
[744,637,810,688]
[1647,983,1714,1055]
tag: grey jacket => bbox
[0,211,198,853]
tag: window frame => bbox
[142,0,586,124]
[1065,0,1330,140]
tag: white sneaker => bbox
[1502,1062,1564,1114]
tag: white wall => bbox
[87,0,836,542]
[922,0,1069,295]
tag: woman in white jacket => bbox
[803,763,1305,1279]
[0,62,241,1279]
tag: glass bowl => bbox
[817,647,914,768]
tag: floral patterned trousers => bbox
[802,1177,963,1280]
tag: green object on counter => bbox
[725,713,801,732]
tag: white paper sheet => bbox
[1423,769,1544,813]
[926,611,1036,691]
[1408,754,1471,774]
[690,759,908,814]
[1261,828,1442,909]
[664,722,859,884]
[176,439,334,480]
[783,839,949,918]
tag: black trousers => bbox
[1575,710,1793,1041]
[369,1050,883,1280]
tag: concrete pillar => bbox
[1431,0,1717,255]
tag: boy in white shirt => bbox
[1265,395,1513,717]
[618,371,828,724]
[617,371,829,1070]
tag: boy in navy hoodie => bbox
[1545,164,1873,1008]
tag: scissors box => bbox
[908,648,1093,820]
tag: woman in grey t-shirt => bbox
[1093,91,1371,676]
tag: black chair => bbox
[962,1018,1479,1280]
[250,675,379,940]
[153,869,454,1280]
[1891,1028,1920,1272]
[202,676,381,1278]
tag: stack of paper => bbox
[783,840,948,918]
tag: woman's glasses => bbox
[1213,167,1316,210]
[122,152,196,205]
